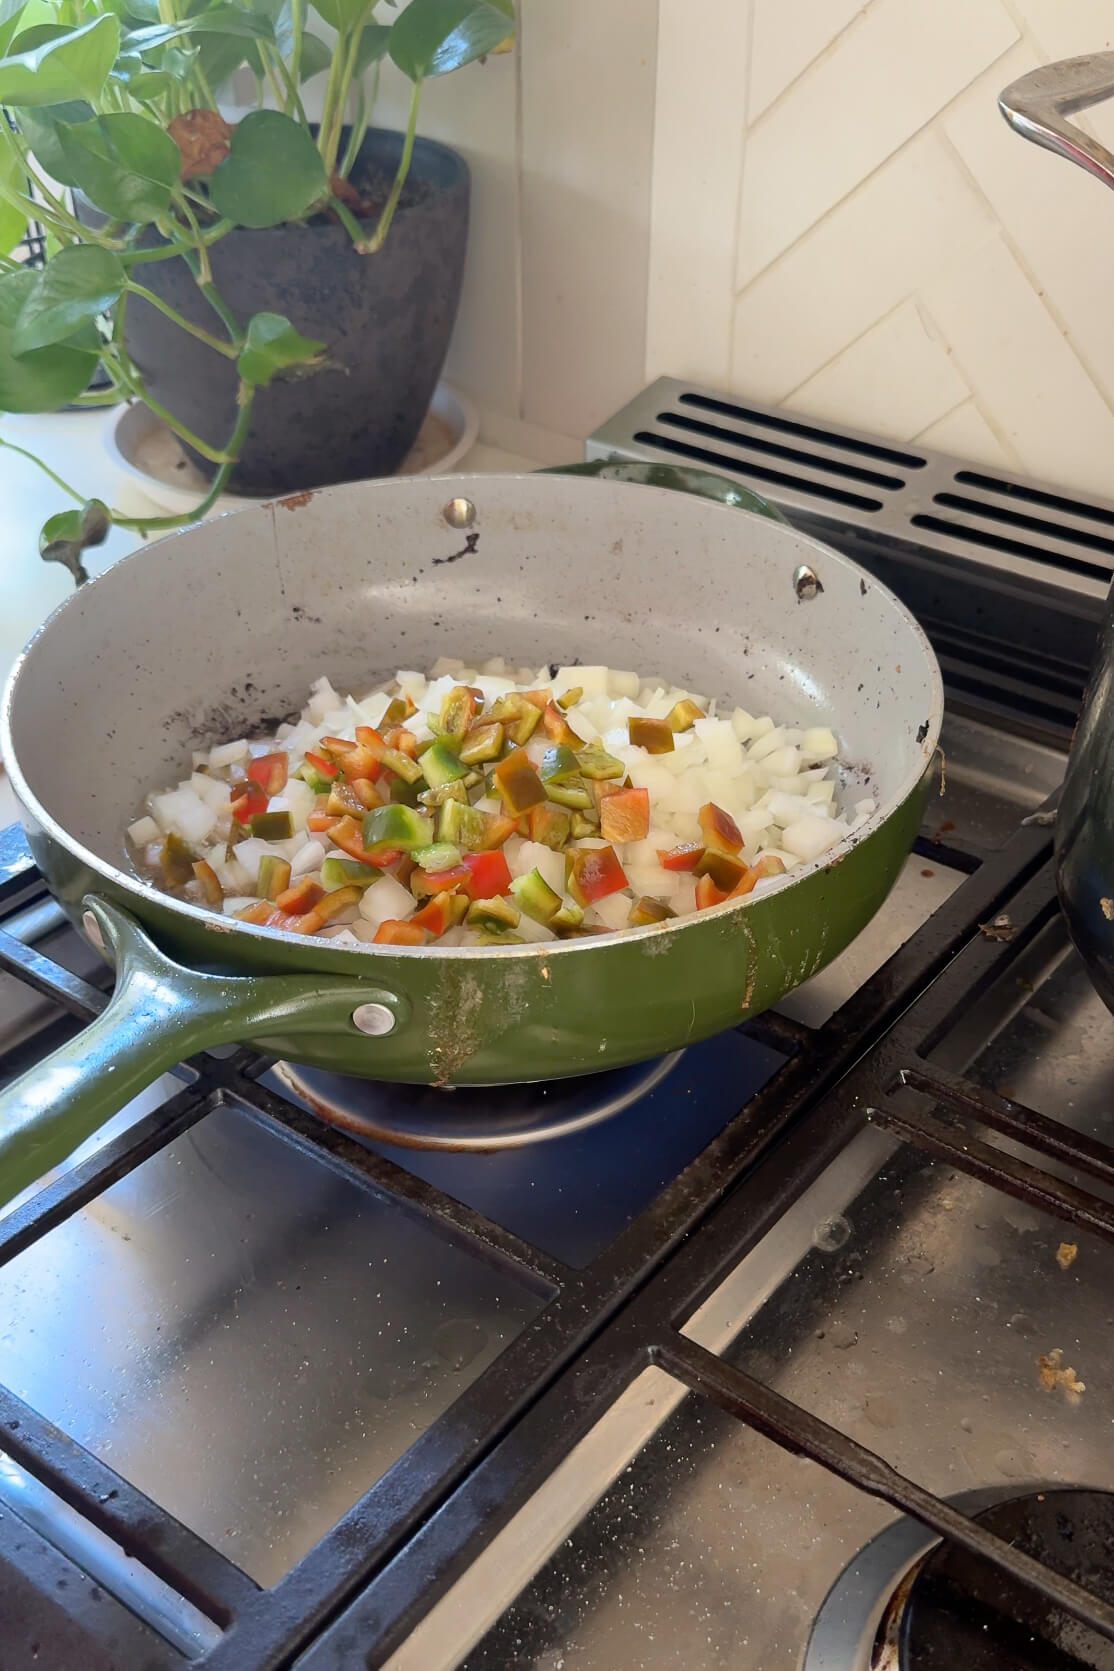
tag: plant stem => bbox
[173,192,213,284]
[361,75,421,254]
[263,41,308,123]
[0,437,86,504]
[328,193,366,246]
[339,65,373,178]
[126,280,240,357]
[134,386,233,464]
[317,35,348,174]
[112,382,255,531]
[321,15,369,177]
[290,0,304,89]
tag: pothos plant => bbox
[0,0,513,577]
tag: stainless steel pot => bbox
[0,461,942,1207]
[1001,56,1114,1012]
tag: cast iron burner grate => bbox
[900,1490,1114,1670]
[2,411,1112,1667]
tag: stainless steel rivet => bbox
[82,910,104,950]
[443,496,476,529]
[352,1002,396,1037]
[793,563,824,601]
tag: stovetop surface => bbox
[5,687,1104,1671]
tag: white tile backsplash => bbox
[519,0,658,439]
[729,131,993,402]
[371,0,1114,498]
[920,230,1114,490]
[735,0,1018,287]
[784,298,968,438]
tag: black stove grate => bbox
[5,811,1114,1669]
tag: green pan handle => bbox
[0,895,407,1211]
[538,457,791,524]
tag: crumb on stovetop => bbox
[1037,1347,1085,1395]
[1056,1241,1078,1270]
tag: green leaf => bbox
[195,26,252,88]
[124,8,273,52]
[308,0,365,32]
[298,29,331,77]
[13,244,124,353]
[355,19,389,72]
[237,311,324,385]
[0,141,27,257]
[16,100,93,185]
[39,499,110,585]
[0,15,119,105]
[0,270,98,412]
[388,0,511,79]
[8,20,69,50]
[208,110,326,228]
[58,113,179,222]
[0,0,52,55]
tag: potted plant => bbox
[0,0,513,575]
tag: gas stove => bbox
[2,391,1113,1671]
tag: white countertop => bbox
[0,406,541,827]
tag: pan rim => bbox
[0,473,944,962]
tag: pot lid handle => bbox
[1000,52,1114,192]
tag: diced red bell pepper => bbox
[462,849,512,899]
[275,877,325,914]
[230,785,268,824]
[695,874,728,910]
[729,853,787,898]
[320,735,356,754]
[304,750,339,781]
[698,802,744,853]
[235,900,277,925]
[599,786,650,844]
[374,919,428,945]
[328,816,385,867]
[521,687,552,710]
[568,845,628,906]
[385,727,418,758]
[657,841,705,871]
[290,909,326,934]
[411,891,468,936]
[327,778,368,817]
[247,751,288,796]
[307,811,341,833]
[337,744,381,782]
[351,777,384,809]
[478,813,518,850]
[412,863,469,898]
[542,701,583,746]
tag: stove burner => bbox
[273,1051,684,1150]
[900,1489,1114,1670]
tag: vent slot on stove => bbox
[954,469,1114,530]
[676,391,929,470]
[657,411,905,490]
[631,431,887,513]
[910,512,1113,586]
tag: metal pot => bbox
[1000,57,1114,1010]
[0,461,942,1206]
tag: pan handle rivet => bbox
[793,564,824,601]
[443,496,476,529]
[352,1002,396,1037]
[82,910,104,951]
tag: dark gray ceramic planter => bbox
[122,128,470,496]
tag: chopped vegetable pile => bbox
[127,659,873,947]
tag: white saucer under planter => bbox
[104,382,479,518]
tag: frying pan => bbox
[0,461,942,1205]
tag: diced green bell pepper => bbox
[466,895,521,932]
[509,867,562,924]
[250,810,294,840]
[422,738,469,789]
[321,855,380,890]
[362,802,433,854]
